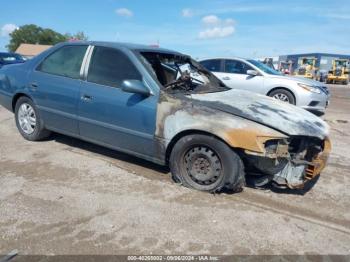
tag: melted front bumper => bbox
[271,137,332,189]
[305,137,332,180]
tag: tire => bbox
[15,96,51,141]
[269,89,295,105]
[169,134,245,193]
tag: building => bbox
[278,53,350,73]
[15,43,52,59]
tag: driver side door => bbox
[78,46,158,158]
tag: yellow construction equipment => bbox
[326,59,349,85]
[294,57,318,80]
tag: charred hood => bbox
[189,89,329,140]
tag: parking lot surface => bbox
[0,85,349,255]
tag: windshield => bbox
[0,53,25,63]
[281,62,291,69]
[247,59,282,75]
[335,60,348,67]
[136,51,229,94]
[303,58,315,65]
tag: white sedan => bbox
[200,57,330,114]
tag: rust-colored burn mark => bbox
[222,129,286,153]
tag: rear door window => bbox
[87,46,141,88]
[37,45,88,79]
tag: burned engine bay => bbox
[137,51,331,189]
[137,51,228,94]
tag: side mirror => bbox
[121,80,151,96]
[247,70,258,76]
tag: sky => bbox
[1,0,349,59]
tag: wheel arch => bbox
[165,129,237,165]
[266,87,296,104]
[12,92,33,112]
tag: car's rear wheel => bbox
[269,89,295,105]
[15,97,51,141]
[170,134,245,193]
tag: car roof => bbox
[59,41,183,55]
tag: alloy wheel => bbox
[18,103,37,135]
[273,93,290,103]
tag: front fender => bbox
[156,93,287,154]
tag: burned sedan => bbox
[0,42,331,193]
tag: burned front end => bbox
[135,49,331,191]
[242,136,331,188]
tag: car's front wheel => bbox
[15,96,51,141]
[169,134,245,193]
[269,89,295,105]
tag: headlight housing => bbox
[264,138,289,157]
[298,83,321,94]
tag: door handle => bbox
[222,76,231,80]
[30,82,38,90]
[81,94,93,101]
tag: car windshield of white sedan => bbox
[138,51,228,94]
[248,59,282,76]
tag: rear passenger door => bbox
[29,45,88,135]
[78,46,158,157]
[221,59,264,93]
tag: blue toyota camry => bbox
[0,41,331,192]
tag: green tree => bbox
[7,24,66,51]
[39,28,66,45]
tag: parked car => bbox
[199,58,330,114]
[0,42,331,192]
[0,52,25,68]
